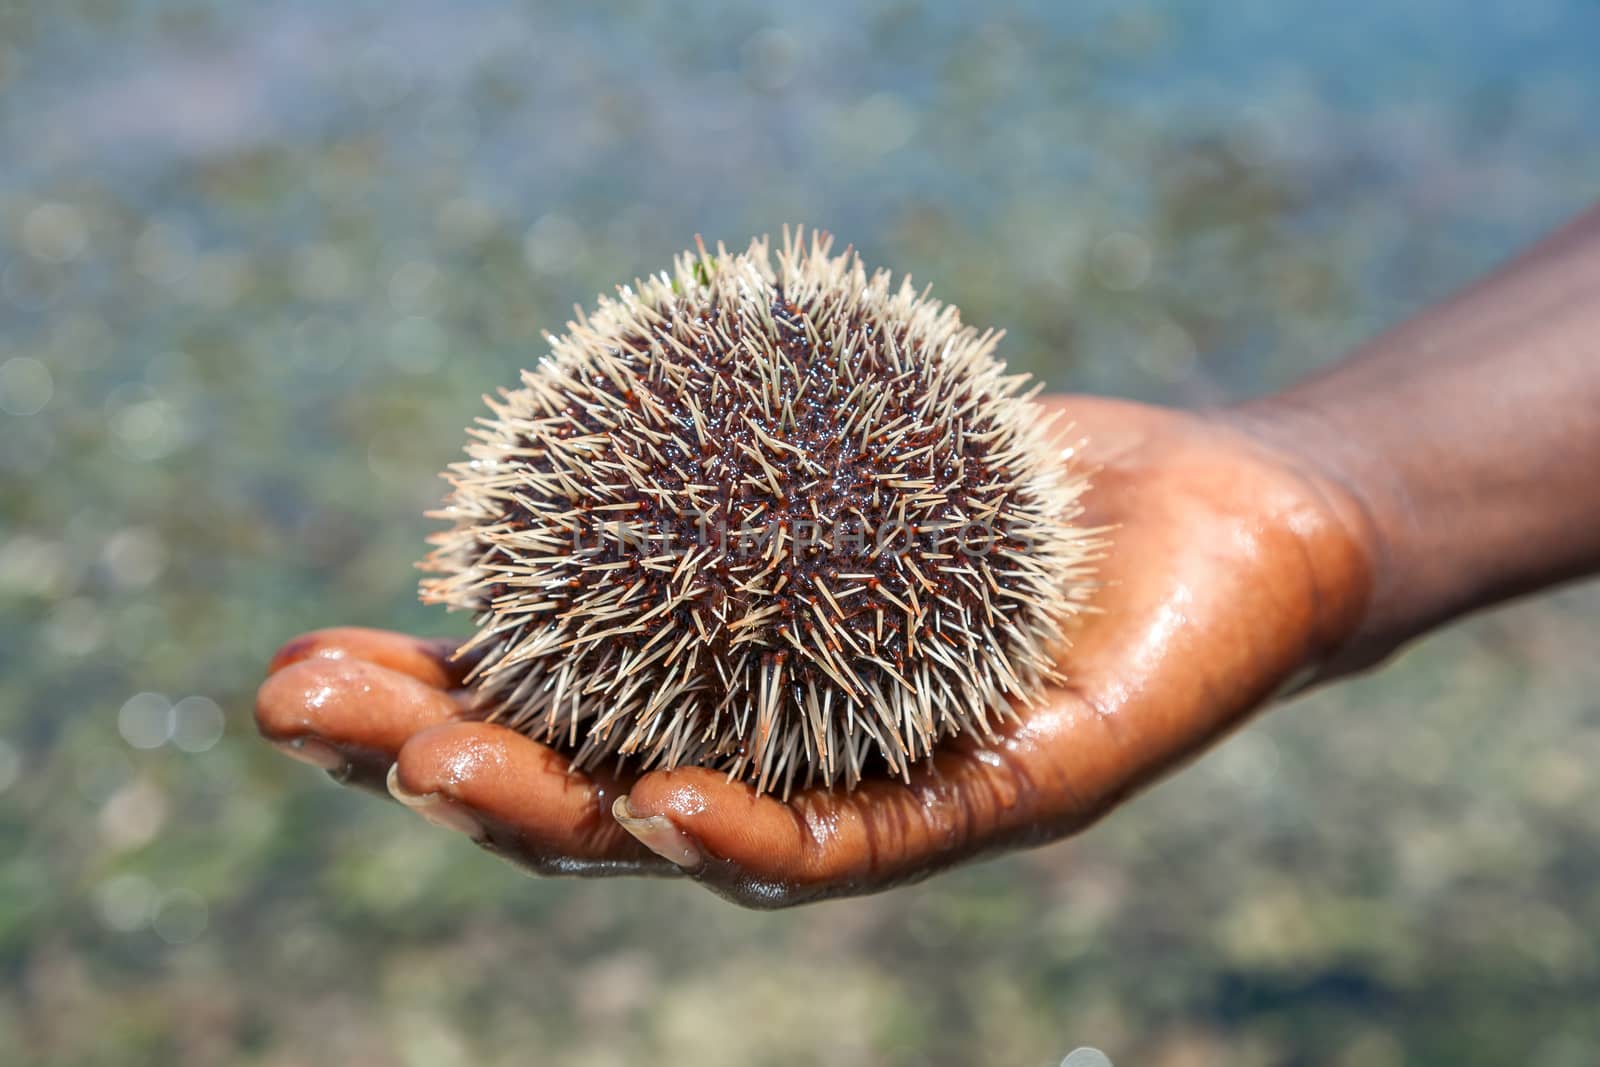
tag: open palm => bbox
[257,395,1374,906]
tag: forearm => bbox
[1235,203,1600,673]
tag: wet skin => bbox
[258,203,1600,907]
[256,395,1376,906]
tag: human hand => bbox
[255,395,1375,906]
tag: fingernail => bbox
[386,764,485,840]
[273,736,344,772]
[612,795,704,870]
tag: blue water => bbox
[3,1,1595,409]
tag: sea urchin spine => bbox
[422,229,1098,797]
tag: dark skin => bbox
[257,203,1600,907]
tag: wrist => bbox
[1218,393,1399,680]
[1221,206,1600,684]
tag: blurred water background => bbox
[3,2,1600,1064]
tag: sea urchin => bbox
[422,230,1098,796]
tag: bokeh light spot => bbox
[153,888,209,944]
[102,527,169,588]
[0,356,53,415]
[1091,232,1153,291]
[22,201,89,263]
[741,28,799,93]
[94,873,158,932]
[0,534,66,595]
[47,596,108,658]
[1061,1048,1115,1067]
[106,384,184,460]
[98,777,168,851]
[523,213,582,277]
[388,260,441,315]
[118,692,174,749]
[172,696,226,753]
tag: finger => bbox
[255,657,464,791]
[617,698,1124,908]
[389,722,678,877]
[267,627,475,691]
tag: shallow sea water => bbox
[2,2,1599,1064]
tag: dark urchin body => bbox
[423,231,1097,796]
